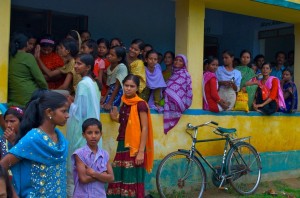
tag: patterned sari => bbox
[163,54,193,134]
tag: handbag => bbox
[233,91,249,112]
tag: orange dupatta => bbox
[122,94,154,173]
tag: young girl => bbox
[0,107,23,159]
[253,63,286,115]
[107,74,154,198]
[236,50,258,110]
[97,38,111,97]
[145,50,166,111]
[66,53,101,196]
[281,68,298,113]
[35,34,65,89]
[72,118,114,198]
[0,165,13,198]
[36,38,81,95]
[101,46,128,110]
[163,54,193,133]
[203,57,229,112]
[127,39,148,100]
[162,51,175,82]
[0,91,69,197]
[216,50,242,110]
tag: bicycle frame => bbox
[182,125,251,182]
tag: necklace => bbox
[39,127,58,143]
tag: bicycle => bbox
[156,121,262,198]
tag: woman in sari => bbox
[163,54,193,134]
[281,68,298,113]
[236,50,258,110]
[253,62,286,115]
[0,91,69,197]
[203,57,229,112]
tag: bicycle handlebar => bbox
[186,121,219,130]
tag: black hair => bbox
[164,51,175,60]
[145,50,158,59]
[60,38,79,57]
[76,53,95,77]
[254,54,265,62]
[4,107,23,122]
[131,39,145,59]
[25,89,49,109]
[82,118,102,133]
[144,44,153,50]
[80,30,91,37]
[9,32,28,57]
[82,39,98,59]
[97,38,110,49]
[275,51,286,59]
[205,56,219,65]
[122,74,140,89]
[110,37,123,48]
[262,62,272,69]
[222,50,235,57]
[239,49,252,59]
[19,91,68,142]
[0,165,13,198]
[282,67,294,76]
[111,46,127,65]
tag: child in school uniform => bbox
[72,118,114,198]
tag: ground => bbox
[149,177,300,198]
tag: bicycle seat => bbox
[217,127,236,134]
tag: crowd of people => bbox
[0,29,193,197]
[0,28,297,197]
[203,50,298,114]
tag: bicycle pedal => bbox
[218,187,228,191]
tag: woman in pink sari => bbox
[163,54,193,134]
[203,57,229,112]
[253,62,286,115]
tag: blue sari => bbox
[0,103,8,136]
[9,128,68,198]
[282,81,298,113]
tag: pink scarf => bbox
[262,76,286,109]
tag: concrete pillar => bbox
[0,0,11,103]
[294,23,300,111]
[175,0,205,109]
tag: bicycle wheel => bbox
[226,142,262,195]
[156,151,206,198]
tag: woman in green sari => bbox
[236,50,258,110]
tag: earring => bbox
[49,116,52,120]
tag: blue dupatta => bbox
[9,128,68,198]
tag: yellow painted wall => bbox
[175,0,205,109]
[82,113,300,161]
[0,0,10,103]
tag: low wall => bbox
[60,110,300,191]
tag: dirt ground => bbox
[203,177,300,197]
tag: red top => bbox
[204,77,221,112]
[40,52,65,89]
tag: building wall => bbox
[11,0,176,54]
